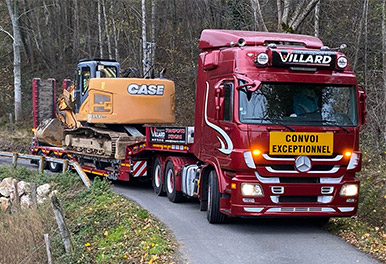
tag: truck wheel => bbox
[36,150,48,169]
[152,158,165,196]
[48,153,62,172]
[165,161,183,203]
[207,170,227,223]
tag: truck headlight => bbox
[340,184,358,197]
[241,183,264,196]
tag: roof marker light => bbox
[255,52,269,66]
[337,56,348,69]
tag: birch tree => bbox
[5,0,22,122]
[98,0,104,58]
[151,0,156,74]
[142,0,151,77]
[102,0,112,59]
[250,0,268,32]
[277,0,319,32]
[314,0,320,37]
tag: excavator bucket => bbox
[34,118,64,147]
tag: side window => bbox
[223,82,233,121]
[81,66,91,95]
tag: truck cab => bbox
[192,30,366,221]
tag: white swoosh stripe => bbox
[204,82,233,154]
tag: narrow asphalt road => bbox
[0,156,379,264]
[112,181,379,264]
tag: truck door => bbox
[215,80,237,167]
[201,78,236,167]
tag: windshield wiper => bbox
[306,119,350,133]
[243,117,296,132]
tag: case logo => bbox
[128,84,164,95]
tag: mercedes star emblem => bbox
[295,155,312,172]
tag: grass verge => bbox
[327,150,386,263]
[0,165,179,264]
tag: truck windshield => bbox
[239,83,358,126]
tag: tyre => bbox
[207,170,227,223]
[165,161,183,203]
[152,158,165,196]
[48,152,62,172]
[36,150,48,169]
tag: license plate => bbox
[269,132,333,156]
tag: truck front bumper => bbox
[220,174,359,217]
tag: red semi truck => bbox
[31,29,366,223]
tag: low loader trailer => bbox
[31,29,366,223]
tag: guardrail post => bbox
[12,153,18,168]
[62,160,69,173]
[39,156,45,173]
[70,161,91,188]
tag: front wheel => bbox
[207,170,227,223]
[152,158,165,196]
[165,161,183,203]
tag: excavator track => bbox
[63,126,145,159]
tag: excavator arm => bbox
[57,84,80,129]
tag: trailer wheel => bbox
[36,150,48,169]
[207,170,227,223]
[165,161,183,203]
[48,152,62,172]
[152,158,165,196]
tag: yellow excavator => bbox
[34,58,175,160]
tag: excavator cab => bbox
[74,59,120,113]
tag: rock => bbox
[37,196,47,204]
[0,177,16,197]
[49,190,59,198]
[37,183,51,197]
[17,181,30,197]
[0,197,10,212]
[20,195,33,210]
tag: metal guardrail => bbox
[0,151,91,188]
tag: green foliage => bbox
[0,167,178,263]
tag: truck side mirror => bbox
[358,90,366,129]
[236,80,261,92]
[214,85,224,120]
[203,51,219,71]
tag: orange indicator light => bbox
[344,151,352,157]
[231,183,237,189]
[252,149,261,156]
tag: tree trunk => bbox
[102,0,112,59]
[382,0,386,143]
[142,0,150,77]
[282,0,290,26]
[98,0,104,58]
[151,0,156,72]
[6,0,22,122]
[250,0,268,31]
[111,0,119,62]
[352,0,367,71]
[73,0,80,60]
[314,0,320,37]
[289,0,319,32]
[277,0,283,31]
[364,0,369,89]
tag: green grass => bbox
[327,149,386,262]
[0,165,178,263]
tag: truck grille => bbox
[279,196,318,203]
